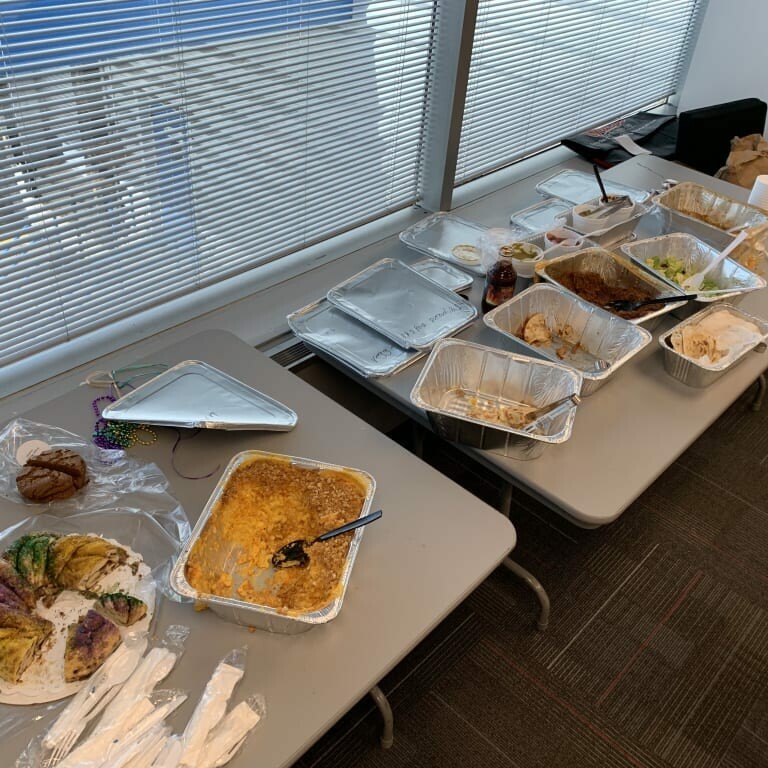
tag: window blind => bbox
[455,0,704,184]
[0,0,436,366]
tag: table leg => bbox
[499,482,513,518]
[412,422,424,459]
[752,373,766,412]
[503,557,550,632]
[369,685,394,749]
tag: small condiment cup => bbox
[544,227,584,252]
[498,241,544,278]
[572,197,635,234]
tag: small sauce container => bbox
[572,197,636,234]
[482,257,518,313]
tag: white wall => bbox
[678,0,768,112]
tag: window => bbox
[456,0,705,184]
[0,0,706,380]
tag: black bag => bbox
[675,98,767,175]
[561,112,678,167]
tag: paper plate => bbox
[0,539,155,705]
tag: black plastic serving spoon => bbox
[593,163,610,204]
[271,509,383,569]
[603,293,698,313]
[592,163,631,209]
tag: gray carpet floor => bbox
[293,380,768,768]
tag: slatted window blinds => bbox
[456,0,704,184]
[1,0,707,374]
[0,0,435,366]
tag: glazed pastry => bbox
[96,593,147,627]
[48,535,128,592]
[27,448,88,490]
[15,447,88,503]
[16,467,77,502]
[5,533,59,590]
[63,609,121,682]
[0,583,30,613]
[0,605,54,683]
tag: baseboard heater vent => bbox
[266,338,315,370]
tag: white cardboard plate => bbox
[0,539,154,705]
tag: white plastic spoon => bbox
[682,230,748,291]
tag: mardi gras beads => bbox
[91,396,157,449]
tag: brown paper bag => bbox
[715,133,768,188]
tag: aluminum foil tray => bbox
[535,247,687,328]
[535,169,651,205]
[327,258,477,350]
[658,304,768,388]
[400,212,514,276]
[410,338,581,460]
[509,198,571,233]
[170,450,376,633]
[102,360,298,430]
[654,182,768,234]
[554,200,652,248]
[522,231,595,261]
[410,257,475,292]
[622,233,766,310]
[483,284,652,396]
[731,224,768,277]
[287,298,424,378]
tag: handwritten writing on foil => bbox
[371,348,393,362]
[400,303,464,340]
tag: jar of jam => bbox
[482,258,517,313]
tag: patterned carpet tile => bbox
[717,726,768,768]
[292,380,768,768]
[294,604,486,768]
[436,637,669,768]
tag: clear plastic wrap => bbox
[0,510,188,601]
[15,625,266,768]
[0,419,172,511]
[0,515,185,744]
[0,418,190,609]
[199,695,266,768]
[478,227,539,273]
[151,734,183,768]
[42,635,150,752]
[15,626,189,768]
[96,625,189,732]
[179,648,246,767]
[58,689,189,768]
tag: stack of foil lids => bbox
[102,360,298,431]
[288,258,478,377]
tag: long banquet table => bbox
[315,155,768,529]
[0,330,516,767]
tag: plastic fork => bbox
[43,684,122,766]
[523,394,581,433]
[681,230,748,291]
